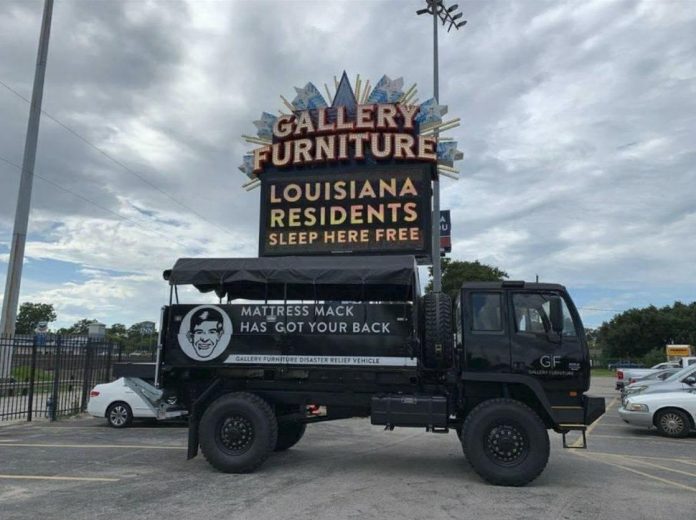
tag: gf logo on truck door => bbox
[178,305,232,361]
[540,355,561,368]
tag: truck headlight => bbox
[626,402,649,412]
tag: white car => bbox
[618,389,696,438]
[87,377,185,428]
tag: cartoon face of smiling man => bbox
[186,308,225,359]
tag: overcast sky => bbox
[1,0,695,330]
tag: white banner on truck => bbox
[224,354,417,367]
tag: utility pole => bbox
[417,0,466,292]
[1,0,54,339]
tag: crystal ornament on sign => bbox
[253,112,277,140]
[367,75,404,104]
[291,82,328,111]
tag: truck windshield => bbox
[513,293,578,337]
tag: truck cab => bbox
[456,282,601,433]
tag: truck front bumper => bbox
[584,395,606,426]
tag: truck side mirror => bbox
[549,297,564,334]
[684,376,696,385]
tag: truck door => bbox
[508,291,587,391]
[462,291,511,372]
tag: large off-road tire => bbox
[461,399,549,486]
[423,292,454,369]
[274,421,307,451]
[655,409,691,438]
[199,392,278,473]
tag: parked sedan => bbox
[619,389,696,437]
[87,377,157,427]
[622,363,696,401]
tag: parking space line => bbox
[589,434,696,444]
[584,451,696,467]
[0,474,119,482]
[613,456,696,479]
[0,442,186,450]
[571,451,696,493]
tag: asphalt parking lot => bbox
[0,376,694,520]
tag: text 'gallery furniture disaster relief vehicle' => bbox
[147,255,605,487]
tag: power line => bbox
[0,153,189,247]
[578,307,624,313]
[0,77,236,239]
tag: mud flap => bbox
[187,378,222,460]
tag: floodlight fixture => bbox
[447,4,459,12]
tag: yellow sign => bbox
[666,345,693,357]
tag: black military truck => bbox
[155,255,604,486]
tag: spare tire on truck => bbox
[199,392,278,473]
[423,292,454,369]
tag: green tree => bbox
[426,259,508,299]
[596,302,696,360]
[58,318,96,335]
[15,302,57,334]
[125,321,158,353]
[106,323,128,342]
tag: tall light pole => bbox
[417,0,466,292]
[0,0,54,339]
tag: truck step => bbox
[561,428,587,449]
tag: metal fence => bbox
[0,334,117,422]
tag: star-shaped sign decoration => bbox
[367,75,404,104]
[436,141,464,167]
[253,112,277,140]
[291,82,328,111]
[415,98,448,128]
[238,154,255,178]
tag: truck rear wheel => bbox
[274,422,307,451]
[423,292,453,369]
[199,392,278,473]
[461,398,549,486]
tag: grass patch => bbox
[591,368,615,377]
[10,365,53,382]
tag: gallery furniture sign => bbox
[239,72,462,259]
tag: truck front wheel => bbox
[461,399,549,486]
[199,392,278,473]
[275,422,307,451]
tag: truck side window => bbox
[471,293,502,332]
[513,293,578,337]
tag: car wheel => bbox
[106,402,133,428]
[461,399,549,486]
[199,392,277,473]
[655,409,690,438]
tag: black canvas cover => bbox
[163,256,419,301]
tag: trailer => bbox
[156,255,604,486]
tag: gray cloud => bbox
[1,0,695,328]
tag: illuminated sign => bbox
[260,164,431,257]
[239,72,463,259]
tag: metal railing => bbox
[0,334,116,422]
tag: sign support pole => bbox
[0,0,53,340]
